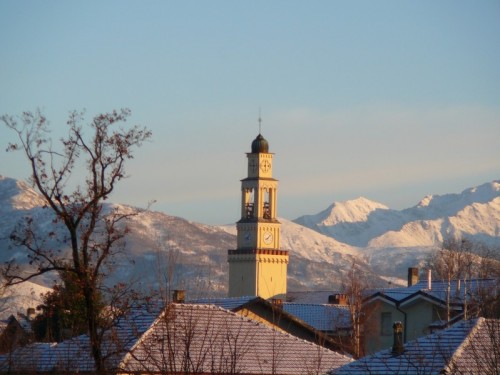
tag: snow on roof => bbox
[0,302,163,373]
[287,290,336,304]
[0,302,352,374]
[189,295,257,310]
[368,278,498,306]
[122,303,353,374]
[283,303,351,331]
[331,318,499,375]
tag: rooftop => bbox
[332,318,499,375]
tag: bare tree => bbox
[427,237,500,320]
[122,303,256,374]
[340,260,372,359]
[1,109,151,374]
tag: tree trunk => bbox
[85,282,104,374]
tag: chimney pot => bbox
[328,294,348,305]
[271,298,283,308]
[173,290,185,303]
[26,308,35,319]
[407,268,419,287]
[392,321,404,355]
[427,269,432,290]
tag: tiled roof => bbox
[0,302,163,373]
[189,295,257,310]
[331,318,499,375]
[283,303,351,331]
[368,278,498,307]
[122,304,353,375]
[287,290,336,304]
[0,303,353,374]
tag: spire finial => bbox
[258,108,262,134]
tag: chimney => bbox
[427,269,432,290]
[271,298,283,309]
[392,321,404,355]
[26,308,35,320]
[407,268,419,287]
[173,290,185,303]
[328,294,348,305]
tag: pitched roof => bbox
[282,303,351,332]
[331,318,499,375]
[189,295,257,310]
[367,278,498,308]
[0,303,162,373]
[287,290,335,304]
[0,303,353,374]
[122,304,353,375]
[191,295,352,332]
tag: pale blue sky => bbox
[1,1,499,224]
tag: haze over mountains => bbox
[1,175,499,317]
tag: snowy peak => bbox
[415,181,500,214]
[319,197,389,225]
[0,175,46,211]
[295,181,500,249]
[294,197,389,230]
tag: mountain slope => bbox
[0,176,387,303]
[295,181,500,249]
[1,175,498,307]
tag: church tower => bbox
[228,133,289,300]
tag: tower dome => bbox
[251,134,269,153]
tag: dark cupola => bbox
[251,134,269,153]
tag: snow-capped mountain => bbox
[0,176,379,302]
[294,181,500,277]
[294,181,500,249]
[1,175,499,306]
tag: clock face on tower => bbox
[260,160,271,173]
[263,231,273,245]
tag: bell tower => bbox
[228,133,289,300]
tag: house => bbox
[331,318,500,374]
[0,303,353,374]
[0,311,35,354]
[190,295,348,352]
[285,270,498,356]
[363,274,498,354]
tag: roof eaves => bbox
[364,292,399,306]
[399,290,458,309]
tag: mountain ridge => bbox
[294,180,500,249]
[1,175,499,304]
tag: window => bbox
[381,312,392,336]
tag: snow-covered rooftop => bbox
[0,303,353,374]
[332,318,499,374]
[283,303,351,331]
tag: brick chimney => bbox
[392,321,404,355]
[271,298,283,308]
[328,294,348,305]
[407,268,419,287]
[26,307,35,320]
[173,290,185,303]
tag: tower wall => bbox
[228,133,288,300]
[228,249,288,300]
